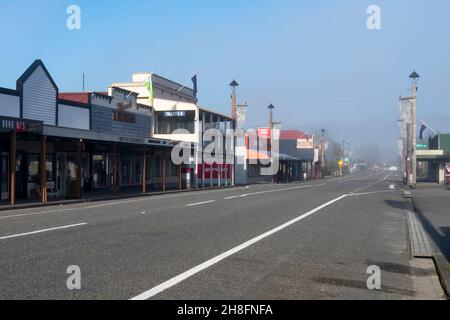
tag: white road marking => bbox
[224,183,325,200]
[351,175,391,193]
[224,196,241,200]
[348,190,395,196]
[0,223,87,241]
[131,194,347,300]
[0,187,253,221]
[186,200,216,207]
[357,172,379,181]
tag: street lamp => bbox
[409,70,420,85]
[409,70,419,188]
[268,104,275,129]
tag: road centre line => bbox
[357,172,379,181]
[186,200,216,207]
[351,175,391,193]
[0,187,258,221]
[224,183,325,200]
[131,194,347,300]
[348,190,395,196]
[0,183,326,221]
[0,223,87,241]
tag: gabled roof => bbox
[279,130,310,140]
[16,59,58,92]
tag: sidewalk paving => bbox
[411,185,450,296]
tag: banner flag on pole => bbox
[191,75,198,97]
[144,74,154,105]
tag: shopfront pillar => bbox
[162,153,167,192]
[112,143,117,194]
[9,131,16,206]
[142,149,147,194]
[178,164,182,191]
[40,135,47,203]
[75,140,82,199]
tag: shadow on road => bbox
[384,200,407,210]
[311,277,415,297]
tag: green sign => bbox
[417,144,428,150]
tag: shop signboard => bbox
[164,111,186,117]
[297,137,314,149]
[197,163,231,179]
[258,127,271,139]
[445,163,450,184]
[0,116,42,133]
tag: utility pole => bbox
[341,140,346,175]
[230,80,239,187]
[409,70,420,189]
[268,104,275,183]
[320,129,326,178]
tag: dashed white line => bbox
[348,190,395,196]
[186,200,216,207]
[0,223,88,241]
[224,183,325,200]
[0,187,250,221]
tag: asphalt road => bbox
[0,171,444,300]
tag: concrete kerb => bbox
[0,186,236,213]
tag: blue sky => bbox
[1,0,450,153]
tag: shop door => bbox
[15,153,27,199]
[1,153,9,200]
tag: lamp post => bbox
[267,104,275,183]
[320,129,326,178]
[409,70,420,189]
[268,104,275,130]
[230,80,239,186]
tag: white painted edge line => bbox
[0,223,88,241]
[130,194,347,300]
[186,200,216,207]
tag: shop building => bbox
[417,133,450,184]
[0,60,179,207]
[111,73,234,189]
[239,129,317,185]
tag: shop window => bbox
[1,153,9,199]
[145,156,153,183]
[169,160,179,177]
[135,156,142,185]
[155,155,162,177]
[46,155,54,181]
[120,155,132,186]
[155,111,195,134]
[93,154,108,188]
[28,155,40,183]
